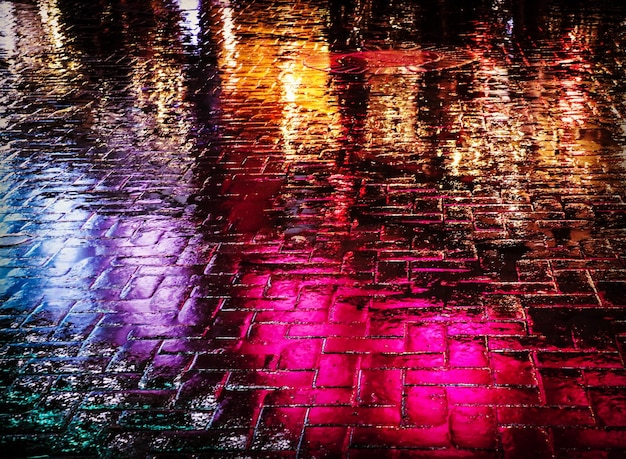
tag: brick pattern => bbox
[1,0,626,458]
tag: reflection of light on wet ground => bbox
[0,1,16,56]
[365,75,419,151]
[558,78,588,126]
[279,59,301,160]
[3,0,626,456]
[278,43,338,160]
[38,0,65,51]
[555,28,592,131]
[0,1,16,131]
[0,0,203,316]
[280,60,299,105]
[304,48,477,75]
[220,2,238,70]
[175,0,201,47]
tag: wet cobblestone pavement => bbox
[1,0,626,457]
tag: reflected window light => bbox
[280,67,300,105]
[0,1,16,56]
[153,64,187,131]
[558,79,588,126]
[38,0,65,51]
[276,41,337,159]
[279,59,301,158]
[450,149,462,176]
[491,0,505,11]
[123,26,193,147]
[177,0,200,12]
[506,18,514,36]
[220,3,238,69]
[175,0,201,47]
[364,78,419,148]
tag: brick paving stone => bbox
[358,368,403,406]
[2,0,626,457]
[350,425,451,449]
[497,406,595,427]
[404,385,448,426]
[500,427,554,459]
[450,405,498,449]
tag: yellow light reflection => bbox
[220,2,239,70]
[366,77,418,151]
[124,1,193,149]
[558,76,588,127]
[38,0,65,51]
[36,0,82,75]
[209,0,340,162]
[453,54,525,182]
[277,42,337,160]
[8,0,82,106]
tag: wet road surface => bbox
[1,0,626,457]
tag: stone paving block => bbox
[276,339,322,370]
[448,336,489,368]
[106,339,161,374]
[81,390,174,413]
[308,406,401,426]
[193,353,273,371]
[265,387,354,407]
[210,389,266,431]
[450,405,498,449]
[301,426,347,457]
[404,385,448,426]
[54,372,142,393]
[21,356,110,376]
[500,427,553,459]
[226,370,316,391]
[52,312,102,341]
[521,293,601,308]
[117,409,213,431]
[287,323,366,338]
[489,351,537,386]
[151,428,253,454]
[552,428,626,450]
[540,369,590,406]
[323,337,405,354]
[446,386,541,406]
[21,299,73,328]
[362,352,446,370]
[350,425,451,448]
[405,322,447,352]
[589,388,626,427]
[140,353,194,390]
[314,353,358,388]
[584,370,626,387]
[358,369,403,406]
[498,406,595,426]
[251,406,307,451]
[448,321,527,337]
[537,351,623,369]
[406,368,491,386]
[368,316,406,337]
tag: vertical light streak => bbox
[176,0,201,47]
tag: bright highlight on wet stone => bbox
[1,0,626,457]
